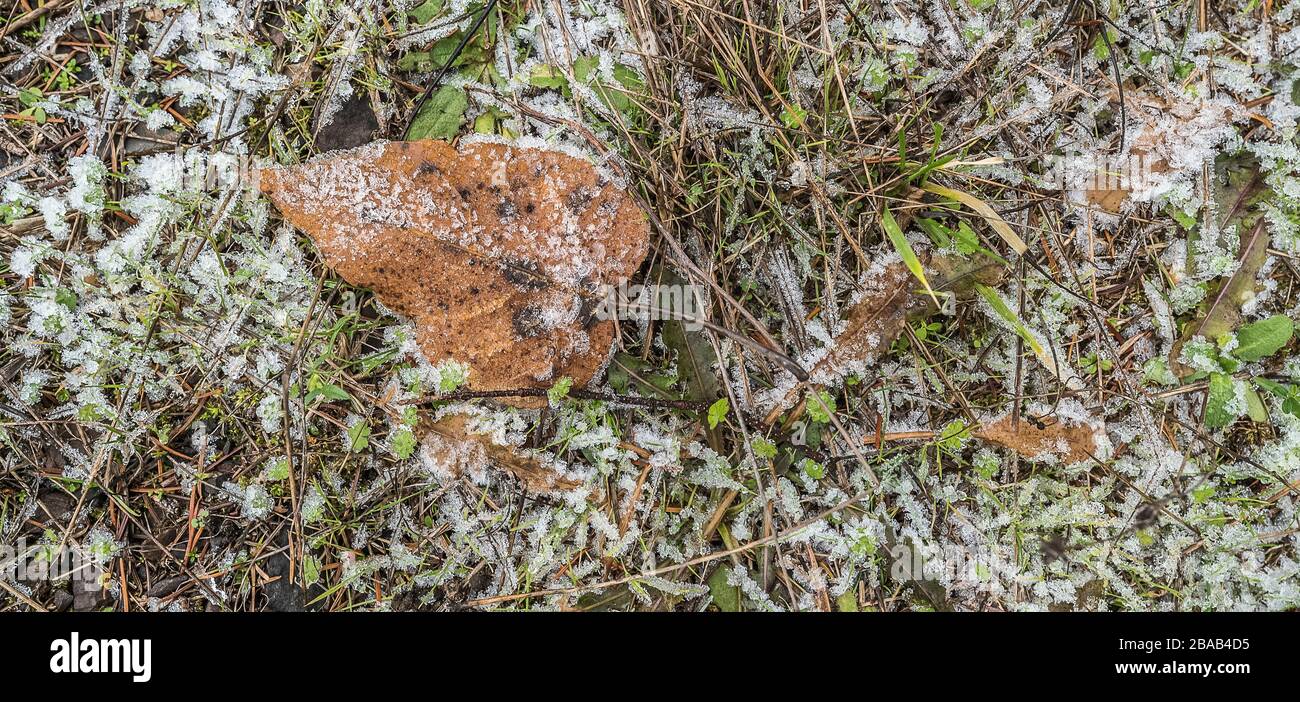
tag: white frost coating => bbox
[1,0,1298,613]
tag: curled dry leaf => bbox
[761,258,915,423]
[973,414,1105,465]
[827,253,1002,381]
[259,139,650,407]
[813,259,916,383]
[418,413,580,493]
[765,249,1002,419]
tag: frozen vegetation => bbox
[1,0,1300,611]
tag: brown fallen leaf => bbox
[1085,138,1170,212]
[764,249,1002,420]
[418,413,580,493]
[258,139,650,407]
[817,259,915,382]
[973,413,1104,465]
[1086,159,1170,212]
[818,254,1003,382]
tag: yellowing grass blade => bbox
[882,205,940,307]
[922,182,1028,255]
[936,156,1005,169]
[974,282,1079,389]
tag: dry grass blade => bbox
[922,182,1027,255]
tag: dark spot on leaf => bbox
[567,186,594,213]
[512,305,545,338]
[500,258,546,291]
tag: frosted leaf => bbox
[259,139,650,405]
[417,412,579,493]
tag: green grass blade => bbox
[883,205,940,307]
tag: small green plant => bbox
[44,59,79,91]
[0,200,30,224]
[798,457,825,480]
[1081,352,1112,375]
[913,320,943,342]
[347,421,371,452]
[1197,315,1295,428]
[936,419,971,452]
[916,216,981,257]
[806,390,837,424]
[547,375,574,405]
[18,87,46,124]
[779,103,807,129]
[304,373,352,405]
[407,85,467,140]
[707,397,729,428]
[390,428,417,459]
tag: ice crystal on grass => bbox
[4,0,1300,612]
[222,481,272,521]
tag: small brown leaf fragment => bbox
[770,250,1001,416]
[811,259,916,384]
[258,139,650,407]
[817,251,1002,382]
[763,245,1003,423]
[973,414,1104,465]
[764,255,920,426]
[418,413,580,493]
[1086,156,1170,212]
